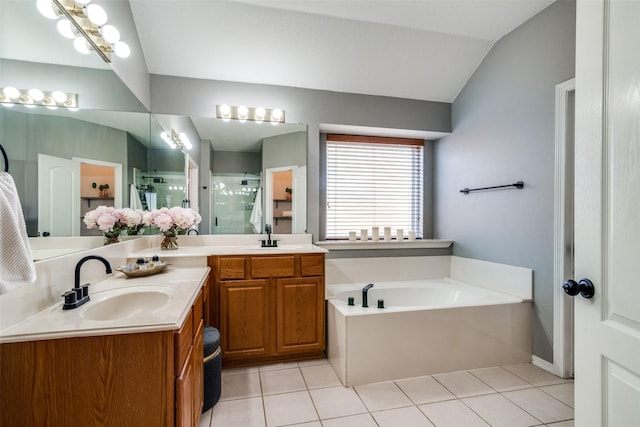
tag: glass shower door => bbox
[211,174,260,234]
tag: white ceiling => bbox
[129,0,555,103]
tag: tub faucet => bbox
[62,255,112,310]
[362,283,374,308]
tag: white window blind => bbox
[326,135,423,240]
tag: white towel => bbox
[0,172,36,294]
[130,184,143,210]
[249,187,262,233]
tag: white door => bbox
[292,165,306,233]
[574,0,640,425]
[37,154,80,236]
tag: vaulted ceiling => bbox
[129,0,555,103]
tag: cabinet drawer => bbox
[175,309,194,374]
[251,256,295,278]
[300,254,325,277]
[219,257,245,280]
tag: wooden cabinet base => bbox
[0,331,175,427]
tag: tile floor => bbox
[199,359,574,427]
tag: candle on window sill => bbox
[396,229,404,241]
[371,226,380,241]
[360,229,368,241]
[384,227,391,241]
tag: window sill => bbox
[314,239,453,251]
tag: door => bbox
[574,0,640,425]
[37,154,80,236]
[292,165,307,233]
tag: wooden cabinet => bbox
[209,253,325,366]
[0,283,207,427]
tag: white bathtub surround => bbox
[326,256,533,386]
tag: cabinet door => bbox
[220,280,270,358]
[193,320,204,424]
[176,346,194,427]
[276,277,325,353]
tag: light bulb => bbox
[271,108,283,122]
[100,25,120,43]
[28,89,45,102]
[3,87,20,100]
[57,19,76,39]
[114,41,130,58]
[86,4,108,26]
[73,37,91,54]
[219,104,231,118]
[37,0,59,19]
[238,105,248,120]
[51,91,68,103]
[255,107,265,121]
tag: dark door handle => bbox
[563,278,595,299]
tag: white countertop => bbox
[0,266,209,344]
[129,243,328,258]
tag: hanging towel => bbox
[130,184,143,210]
[0,172,36,294]
[249,187,262,233]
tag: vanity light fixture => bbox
[0,87,78,109]
[161,129,192,151]
[215,104,285,123]
[37,0,130,63]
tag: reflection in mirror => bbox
[188,116,307,235]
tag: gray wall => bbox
[212,151,261,175]
[434,0,576,362]
[262,131,306,170]
[149,74,452,240]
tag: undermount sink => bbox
[81,286,178,321]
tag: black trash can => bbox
[203,326,221,412]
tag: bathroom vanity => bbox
[209,252,326,366]
[0,266,209,427]
[0,235,327,426]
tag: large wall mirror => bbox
[1,0,308,261]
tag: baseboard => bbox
[531,355,555,374]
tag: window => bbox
[325,135,424,240]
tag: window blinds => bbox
[326,136,423,240]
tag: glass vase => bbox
[103,231,121,245]
[161,231,178,250]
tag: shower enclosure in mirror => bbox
[211,174,260,234]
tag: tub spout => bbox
[362,283,374,308]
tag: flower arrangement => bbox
[83,207,145,244]
[143,207,202,249]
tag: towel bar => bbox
[0,144,8,172]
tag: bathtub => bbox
[326,278,532,386]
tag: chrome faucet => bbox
[362,283,374,308]
[62,255,112,310]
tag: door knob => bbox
[562,278,595,299]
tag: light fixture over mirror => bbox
[37,0,131,63]
[0,87,78,109]
[216,104,285,123]
[160,128,192,151]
